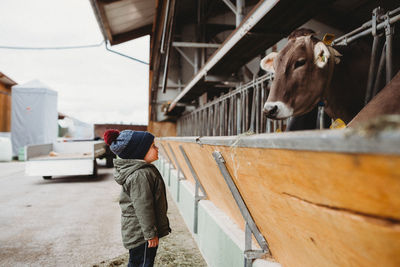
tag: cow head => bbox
[260,33,341,119]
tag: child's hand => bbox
[148,236,159,247]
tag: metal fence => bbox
[177,73,288,136]
[177,6,400,137]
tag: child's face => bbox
[144,142,159,163]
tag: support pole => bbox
[384,13,394,83]
[161,0,176,93]
[372,43,387,96]
[179,145,207,234]
[365,7,382,105]
[212,151,269,256]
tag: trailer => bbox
[25,140,107,179]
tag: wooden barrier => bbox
[158,138,400,267]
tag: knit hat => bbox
[103,129,155,159]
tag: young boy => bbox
[104,129,170,267]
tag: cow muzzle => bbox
[263,101,294,119]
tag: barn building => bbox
[91,1,400,266]
[0,72,16,133]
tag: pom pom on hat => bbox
[104,129,120,145]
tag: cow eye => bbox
[294,58,306,69]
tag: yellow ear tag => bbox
[275,128,282,133]
[330,118,346,129]
[323,33,335,46]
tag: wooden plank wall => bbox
[148,121,176,137]
[0,83,11,132]
[159,140,400,267]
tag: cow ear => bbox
[314,42,330,68]
[260,52,277,73]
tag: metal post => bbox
[365,7,381,105]
[372,43,387,96]
[237,93,242,134]
[249,85,256,132]
[255,83,260,133]
[317,105,325,129]
[160,0,171,54]
[161,0,176,93]
[384,13,394,83]
[179,145,207,234]
[212,151,269,254]
[244,223,253,267]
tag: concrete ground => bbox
[0,160,206,267]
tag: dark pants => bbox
[127,242,158,267]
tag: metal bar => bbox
[161,0,176,93]
[237,93,242,134]
[159,129,400,155]
[219,98,223,136]
[365,8,381,105]
[334,12,400,46]
[167,143,185,179]
[384,13,394,83]
[224,98,228,135]
[179,146,207,196]
[222,0,237,15]
[228,95,233,135]
[249,85,256,132]
[372,43,387,97]
[261,81,266,132]
[255,83,260,133]
[317,105,325,129]
[160,0,171,54]
[212,151,269,252]
[179,145,207,234]
[333,7,400,45]
[179,73,273,117]
[172,42,221,48]
[175,46,195,68]
[245,223,253,267]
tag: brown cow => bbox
[260,28,370,123]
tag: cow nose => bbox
[263,103,278,117]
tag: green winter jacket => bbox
[114,159,170,249]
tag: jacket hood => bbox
[113,158,149,185]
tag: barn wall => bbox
[148,121,176,137]
[0,83,12,132]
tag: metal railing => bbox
[177,73,289,136]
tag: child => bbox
[104,129,170,267]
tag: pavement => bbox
[0,160,206,267]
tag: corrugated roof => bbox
[90,0,155,45]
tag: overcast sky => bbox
[0,0,149,125]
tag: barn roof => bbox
[89,0,155,45]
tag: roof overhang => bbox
[0,72,17,87]
[90,0,155,45]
